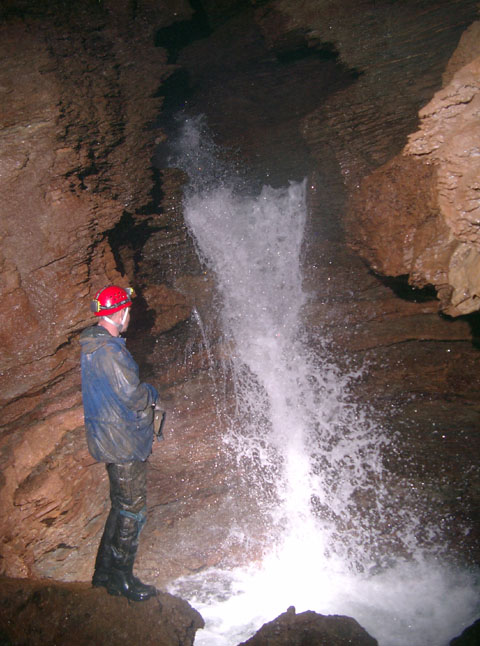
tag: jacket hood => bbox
[79,325,121,355]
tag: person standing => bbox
[80,285,158,602]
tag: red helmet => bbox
[90,286,135,316]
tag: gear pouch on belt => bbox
[154,408,165,441]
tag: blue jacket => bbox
[80,325,158,463]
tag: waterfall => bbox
[166,115,479,646]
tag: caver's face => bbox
[119,307,131,332]
[111,307,130,333]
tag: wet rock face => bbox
[239,607,378,646]
[2,19,126,399]
[0,0,184,407]
[0,576,204,646]
[258,0,479,226]
[0,0,194,580]
[345,156,442,279]
[346,21,480,316]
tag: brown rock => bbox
[239,607,377,646]
[346,156,451,282]
[0,1,180,581]
[143,284,192,335]
[347,22,480,316]
[443,22,480,85]
[0,2,172,406]
[406,46,480,315]
[0,576,204,646]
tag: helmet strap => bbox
[102,308,129,333]
[121,308,129,326]
[102,315,121,329]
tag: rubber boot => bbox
[107,566,157,601]
[92,507,118,588]
[123,534,157,598]
[106,513,156,602]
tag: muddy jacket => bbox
[80,325,158,463]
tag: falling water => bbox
[166,116,479,646]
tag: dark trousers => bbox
[94,460,147,576]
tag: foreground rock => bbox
[238,607,378,645]
[0,577,203,646]
[237,607,480,646]
[0,577,478,646]
[451,618,480,646]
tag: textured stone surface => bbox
[0,2,171,403]
[0,0,192,580]
[346,20,480,316]
[239,607,377,646]
[261,0,479,214]
[407,42,480,314]
[0,576,203,646]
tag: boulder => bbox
[0,576,204,646]
[239,606,377,646]
[450,618,480,646]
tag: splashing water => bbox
[167,116,479,646]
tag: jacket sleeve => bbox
[102,342,158,412]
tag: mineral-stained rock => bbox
[0,576,204,646]
[0,0,189,581]
[0,372,107,581]
[443,21,480,85]
[406,51,480,315]
[238,607,377,646]
[265,0,479,201]
[406,57,480,247]
[345,156,451,281]
[0,1,172,404]
[346,22,480,316]
[143,284,192,335]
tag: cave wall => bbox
[1,0,480,585]
[0,0,194,579]
[342,18,480,315]
[254,0,478,228]
[254,0,480,315]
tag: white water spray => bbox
[167,116,479,646]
